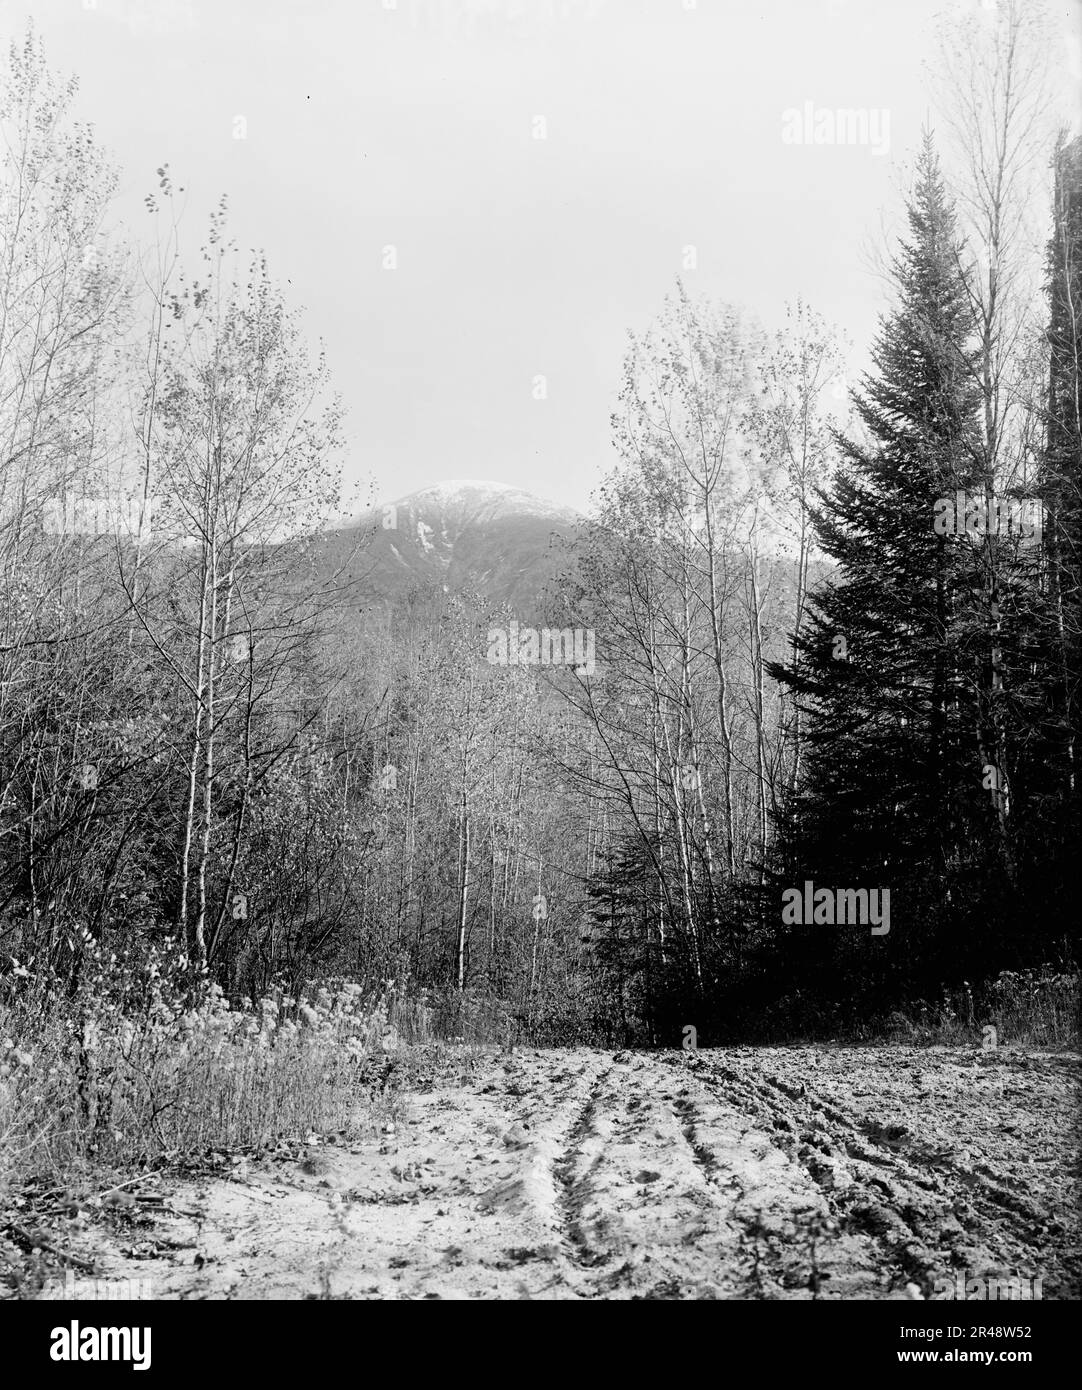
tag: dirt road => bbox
[73,1046,1078,1300]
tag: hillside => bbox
[316,481,582,618]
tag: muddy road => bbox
[70,1047,1078,1300]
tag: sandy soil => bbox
[39,1046,1080,1300]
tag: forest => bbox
[0,5,1078,1071]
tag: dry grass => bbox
[883,969,1080,1048]
[0,935,406,1196]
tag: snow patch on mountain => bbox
[340,479,580,531]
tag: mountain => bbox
[320,480,582,615]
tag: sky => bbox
[1,0,1080,514]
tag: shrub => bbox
[0,932,402,1191]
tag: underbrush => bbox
[657,965,1081,1048]
[5,936,1071,1208]
[753,967,1080,1047]
[0,933,407,1195]
[881,968,1080,1048]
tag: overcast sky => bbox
[2,0,1080,513]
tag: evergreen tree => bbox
[1033,134,1082,944]
[768,136,1004,1004]
[1044,136,1082,798]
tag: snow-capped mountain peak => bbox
[327,479,581,614]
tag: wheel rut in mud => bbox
[64,1045,1077,1300]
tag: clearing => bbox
[38,1046,1079,1301]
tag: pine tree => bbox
[768,135,1001,1003]
[1044,135,1082,804]
[1031,135,1082,944]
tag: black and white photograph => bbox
[0,0,1079,1358]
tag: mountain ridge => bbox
[322,479,582,615]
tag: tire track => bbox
[671,1076,889,1298]
[74,1045,1075,1300]
[552,1070,614,1272]
[683,1049,1068,1297]
[546,1060,749,1297]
